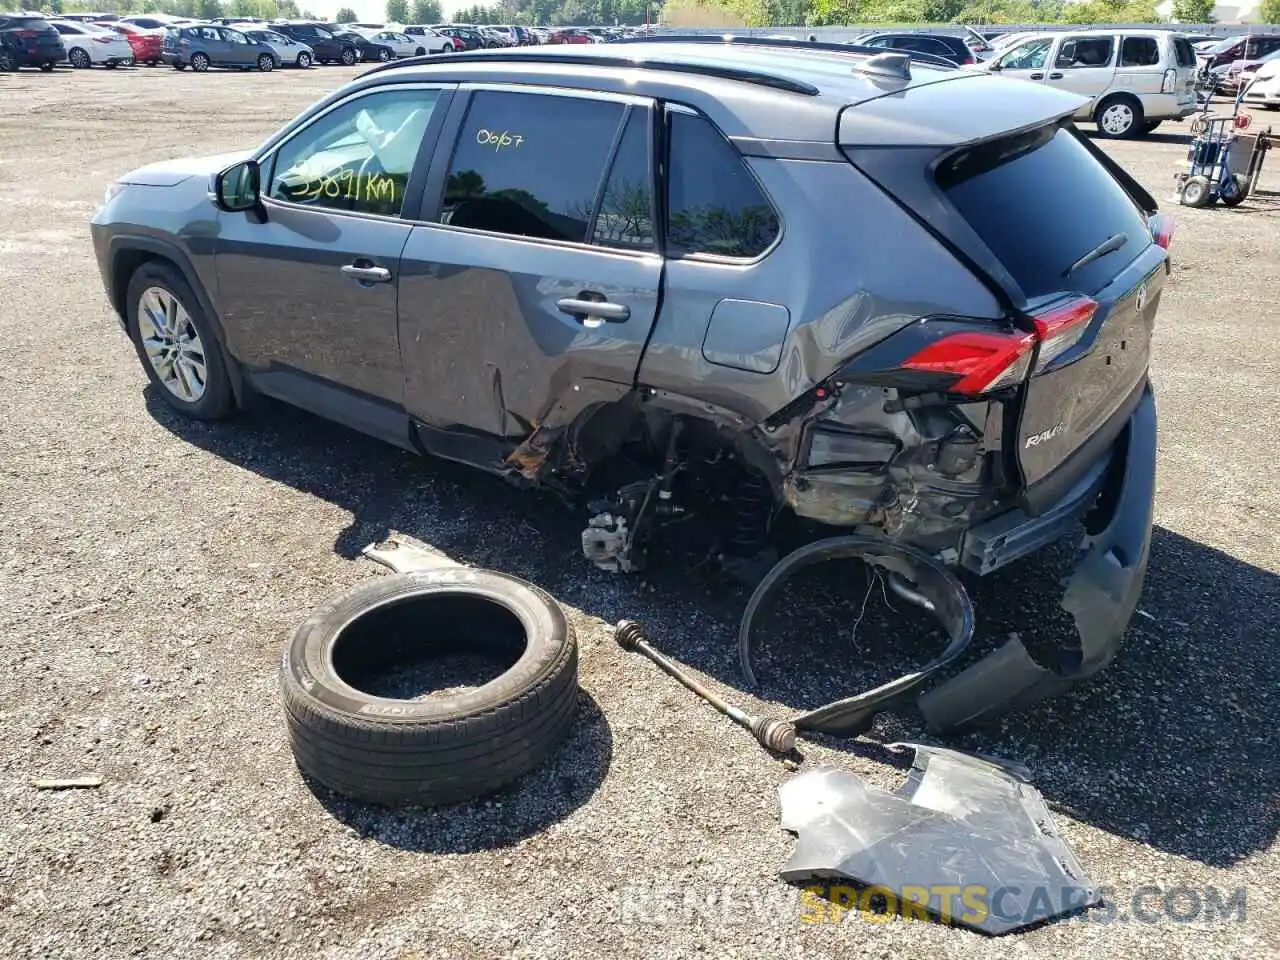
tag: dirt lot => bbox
[1,65,1278,960]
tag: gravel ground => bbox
[1,65,1278,960]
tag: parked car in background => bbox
[974,29,1199,138]
[242,27,313,67]
[404,25,456,52]
[1212,48,1280,95]
[0,14,65,71]
[332,28,395,62]
[270,22,360,65]
[121,15,198,31]
[97,21,163,65]
[353,27,448,58]
[432,24,482,49]
[49,18,133,68]
[1244,57,1280,109]
[1197,33,1280,74]
[547,27,595,44]
[479,26,515,47]
[62,12,117,23]
[851,31,983,65]
[162,24,280,72]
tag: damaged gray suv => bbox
[91,38,1168,732]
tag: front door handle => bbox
[557,297,630,323]
[342,262,392,283]
[1029,72,1044,79]
[1048,72,1064,79]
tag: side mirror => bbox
[214,159,260,213]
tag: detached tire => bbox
[281,569,578,807]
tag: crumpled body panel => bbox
[778,744,1100,935]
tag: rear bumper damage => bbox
[745,385,1156,734]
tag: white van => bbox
[972,30,1200,139]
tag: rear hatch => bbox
[12,18,64,56]
[840,74,1165,513]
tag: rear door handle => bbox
[557,298,630,323]
[342,263,392,283]
[1048,72,1064,79]
[1029,72,1044,79]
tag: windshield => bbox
[1205,36,1242,53]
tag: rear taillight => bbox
[1029,295,1097,371]
[1148,213,1175,250]
[899,295,1097,395]
[93,35,112,43]
[902,329,1036,395]
[962,54,975,65]
[1162,67,1177,93]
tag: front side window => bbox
[223,29,248,44]
[1056,36,1115,69]
[1001,38,1051,71]
[665,111,779,259]
[1120,36,1159,67]
[441,91,624,244]
[267,88,441,217]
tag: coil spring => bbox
[728,471,774,557]
[614,619,646,651]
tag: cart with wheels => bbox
[1174,111,1272,208]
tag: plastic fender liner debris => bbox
[778,744,1100,935]
[737,535,974,736]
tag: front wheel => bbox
[1095,96,1144,139]
[257,53,274,72]
[339,46,356,65]
[39,61,55,72]
[1180,175,1214,208]
[0,50,15,72]
[296,51,311,68]
[415,46,425,56]
[190,52,210,72]
[69,47,92,69]
[376,46,392,61]
[126,262,234,421]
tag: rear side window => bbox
[1173,37,1196,67]
[938,125,1151,298]
[1056,36,1114,69]
[442,91,625,244]
[591,110,655,252]
[665,112,779,259]
[1120,36,1159,67]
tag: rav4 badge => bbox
[1024,422,1067,448]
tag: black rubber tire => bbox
[258,53,274,72]
[125,261,235,421]
[1094,94,1144,139]
[280,570,579,807]
[1220,174,1247,207]
[415,46,425,56]
[69,47,91,69]
[340,46,357,65]
[296,52,311,68]
[376,46,392,61]
[40,61,55,72]
[191,52,210,72]
[0,50,15,72]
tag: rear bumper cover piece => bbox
[778,744,1100,934]
[920,384,1156,732]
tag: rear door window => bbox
[999,38,1052,70]
[1173,37,1196,67]
[1120,36,1159,67]
[441,91,625,244]
[938,124,1150,298]
[665,111,779,259]
[1056,36,1115,69]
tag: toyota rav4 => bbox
[90,38,1170,731]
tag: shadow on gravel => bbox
[304,693,613,853]
[149,391,1280,867]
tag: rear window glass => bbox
[1120,36,1159,67]
[938,125,1151,298]
[1056,36,1114,69]
[1173,37,1196,67]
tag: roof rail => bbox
[607,34,958,71]
[359,48,821,95]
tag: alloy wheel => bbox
[297,52,311,68]
[70,47,91,69]
[191,53,209,71]
[1100,102,1134,137]
[136,287,207,403]
[378,47,391,61]
[258,54,273,71]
